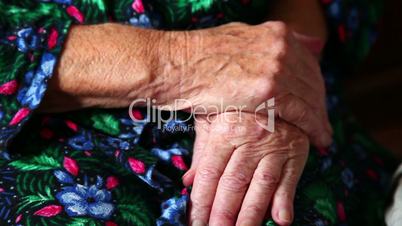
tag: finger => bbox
[183,117,210,186]
[276,94,332,147]
[189,132,234,226]
[267,58,330,140]
[236,153,287,226]
[271,149,308,225]
[288,34,332,136]
[277,71,323,119]
[208,146,261,226]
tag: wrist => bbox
[151,29,205,110]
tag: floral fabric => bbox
[0,0,397,225]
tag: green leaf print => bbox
[182,0,214,13]
[17,187,54,214]
[115,188,156,226]
[91,112,120,136]
[10,155,61,171]
[314,199,337,224]
[66,217,101,226]
[16,171,56,196]
[303,182,337,224]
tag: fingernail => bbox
[279,210,291,222]
[182,171,189,180]
[191,220,206,226]
[240,220,254,226]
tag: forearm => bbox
[40,23,183,112]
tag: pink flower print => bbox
[9,108,30,126]
[171,155,188,170]
[34,205,63,217]
[47,28,58,49]
[64,156,79,176]
[132,0,144,13]
[106,176,119,190]
[128,157,146,174]
[0,80,18,95]
[67,5,84,23]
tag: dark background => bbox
[343,0,402,158]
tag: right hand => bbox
[157,21,332,147]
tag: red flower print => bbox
[180,188,188,195]
[105,221,118,226]
[338,25,346,42]
[131,109,143,120]
[106,176,119,190]
[9,108,30,126]
[34,205,63,217]
[132,0,144,13]
[65,120,78,132]
[40,128,54,139]
[47,28,58,49]
[64,156,79,176]
[367,168,379,181]
[336,202,346,222]
[171,155,188,170]
[0,80,18,95]
[66,5,84,23]
[128,157,146,174]
[317,147,329,156]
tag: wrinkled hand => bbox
[159,21,331,147]
[182,112,309,226]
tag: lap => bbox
[0,111,396,226]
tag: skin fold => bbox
[40,0,329,225]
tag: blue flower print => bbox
[68,130,94,150]
[56,177,115,219]
[39,0,72,4]
[341,168,354,189]
[16,27,40,53]
[129,14,152,28]
[157,195,188,226]
[17,53,56,109]
[151,143,189,162]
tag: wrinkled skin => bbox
[183,112,309,226]
[47,21,331,148]
[162,21,331,147]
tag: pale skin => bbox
[41,0,330,225]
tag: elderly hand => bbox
[182,112,309,226]
[48,22,330,147]
[158,21,331,147]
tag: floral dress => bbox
[0,0,397,225]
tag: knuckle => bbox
[270,60,284,76]
[197,166,223,182]
[190,196,213,210]
[295,107,310,124]
[253,170,280,190]
[271,21,289,36]
[219,172,250,193]
[258,75,276,97]
[214,209,236,222]
[275,189,293,202]
[244,204,265,217]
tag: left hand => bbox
[183,112,309,226]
